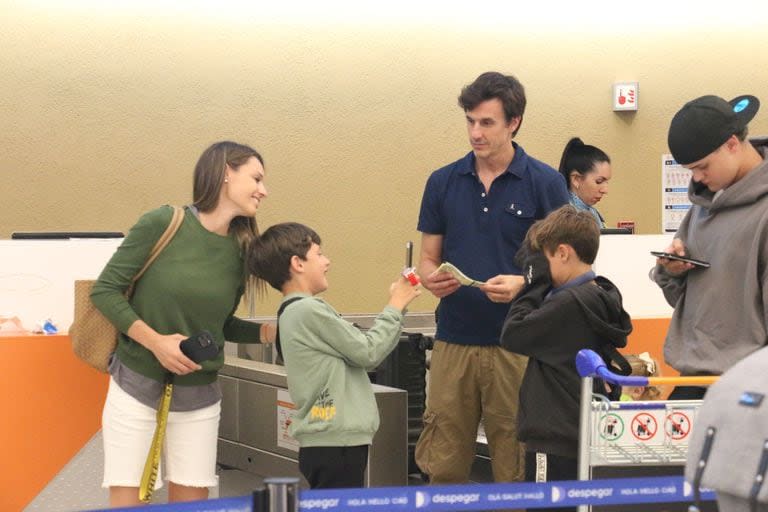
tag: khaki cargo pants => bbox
[415,340,527,484]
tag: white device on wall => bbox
[613,82,639,111]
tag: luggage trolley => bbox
[575,349,718,512]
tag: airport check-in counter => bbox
[218,312,438,487]
[218,356,408,487]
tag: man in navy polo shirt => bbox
[414,71,569,486]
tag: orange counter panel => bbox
[0,334,108,512]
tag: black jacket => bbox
[500,274,632,458]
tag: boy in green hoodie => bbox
[247,222,421,489]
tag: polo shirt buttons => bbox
[481,192,486,197]
[483,207,488,212]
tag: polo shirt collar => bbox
[457,142,529,179]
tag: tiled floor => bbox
[24,431,262,512]
[24,427,482,511]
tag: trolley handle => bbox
[576,349,719,387]
[576,349,648,386]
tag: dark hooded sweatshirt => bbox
[500,274,632,458]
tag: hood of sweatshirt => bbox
[565,276,633,349]
[689,137,768,211]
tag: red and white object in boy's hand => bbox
[402,267,421,286]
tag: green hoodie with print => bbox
[278,293,404,447]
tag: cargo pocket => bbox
[414,411,438,476]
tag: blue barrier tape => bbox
[86,475,715,512]
[298,476,714,511]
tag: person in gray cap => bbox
[653,93,768,400]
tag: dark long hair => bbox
[558,137,610,191]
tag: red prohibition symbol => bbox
[665,411,691,440]
[631,413,658,441]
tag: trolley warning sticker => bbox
[665,411,691,440]
[631,413,658,441]
[590,404,700,448]
[598,413,624,441]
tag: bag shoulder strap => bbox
[275,296,306,361]
[132,206,184,283]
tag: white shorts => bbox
[102,377,221,489]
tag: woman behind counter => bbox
[91,141,275,507]
[558,137,612,228]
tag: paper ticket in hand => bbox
[431,262,486,287]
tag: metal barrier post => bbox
[577,376,593,512]
[252,485,268,512]
[264,477,300,512]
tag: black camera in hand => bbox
[179,330,219,363]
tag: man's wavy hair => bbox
[458,71,526,136]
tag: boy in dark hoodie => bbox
[500,205,632,510]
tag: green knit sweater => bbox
[91,205,262,385]
[279,293,404,447]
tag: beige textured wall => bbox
[2,2,768,314]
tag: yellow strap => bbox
[139,381,173,503]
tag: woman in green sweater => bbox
[91,141,273,507]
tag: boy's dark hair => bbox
[558,137,611,191]
[247,222,321,291]
[458,71,526,136]
[528,205,600,264]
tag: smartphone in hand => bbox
[180,330,219,363]
[650,251,710,268]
